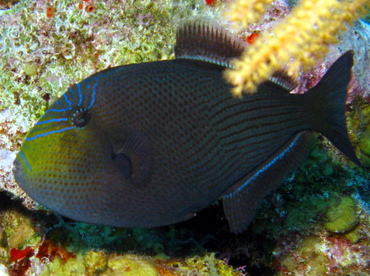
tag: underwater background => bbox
[0,0,369,275]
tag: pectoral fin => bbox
[110,130,152,188]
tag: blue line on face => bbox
[47,107,72,113]
[77,83,83,106]
[88,79,99,109]
[36,118,68,125]
[19,150,32,172]
[64,92,73,106]
[26,127,74,141]
[47,93,73,113]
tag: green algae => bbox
[297,236,329,273]
[359,126,370,156]
[1,209,41,251]
[23,63,39,77]
[41,254,87,276]
[251,121,370,239]
[344,227,361,243]
[277,235,330,276]
[363,6,370,24]
[0,207,41,265]
[252,139,347,237]
[39,250,244,276]
[324,196,359,233]
[84,250,107,275]
[347,98,370,167]
[0,197,243,275]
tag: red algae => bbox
[36,239,75,262]
[46,7,54,18]
[9,247,34,276]
[205,0,215,5]
[7,238,75,275]
[9,246,34,262]
[245,32,259,45]
[85,5,95,13]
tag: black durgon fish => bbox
[13,20,362,233]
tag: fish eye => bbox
[72,107,91,128]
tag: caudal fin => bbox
[303,50,362,168]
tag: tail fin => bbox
[303,50,362,168]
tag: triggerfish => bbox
[13,20,362,233]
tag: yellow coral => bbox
[225,0,274,27]
[324,196,359,233]
[103,255,158,276]
[224,0,368,96]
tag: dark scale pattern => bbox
[15,60,310,226]
[73,60,309,225]
[13,51,360,232]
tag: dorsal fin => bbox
[269,70,298,92]
[175,19,245,68]
[175,19,298,92]
[258,70,299,94]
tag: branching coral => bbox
[225,0,274,27]
[224,0,369,96]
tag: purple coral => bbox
[137,13,153,26]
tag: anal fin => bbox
[222,131,314,234]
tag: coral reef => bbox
[324,196,359,234]
[273,205,370,275]
[360,126,370,157]
[0,192,246,275]
[0,0,18,10]
[0,0,369,275]
[224,0,369,95]
[244,163,370,275]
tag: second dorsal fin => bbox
[175,19,299,93]
[175,18,245,68]
[268,71,299,92]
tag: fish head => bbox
[12,85,142,224]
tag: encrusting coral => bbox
[224,0,369,96]
[1,0,369,275]
[324,196,359,233]
[273,203,370,275]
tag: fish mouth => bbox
[12,158,24,181]
[13,158,21,173]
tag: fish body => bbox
[13,21,361,233]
